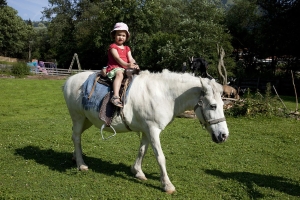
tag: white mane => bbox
[137,69,222,103]
[139,69,198,83]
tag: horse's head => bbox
[194,78,229,143]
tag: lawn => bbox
[0,77,299,199]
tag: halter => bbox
[193,93,226,127]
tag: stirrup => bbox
[100,124,117,140]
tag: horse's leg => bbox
[72,116,92,171]
[149,127,176,194]
[131,132,149,181]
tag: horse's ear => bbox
[200,77,208,92]
[210,79,223,95]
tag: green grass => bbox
[0,78,299,199]
[279,95,299,112]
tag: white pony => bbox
[63,69,229,194]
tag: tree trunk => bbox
[217,44,227,85]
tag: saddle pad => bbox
[82,72,111,112]
[81,72,137,126]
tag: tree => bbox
[26,19,33,26]
[43,0,79,67]
[0,0,7,6]
[43,0,163,69]
[156,0,233,76]
[0,5,33,58]
[40,0,234,75]
[225,0,261,77]
[28,23,55,61]
[225,0,259,50]
[217,45,227,85]
[226,0,300,78]
[256,0,300,57]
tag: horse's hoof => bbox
[131,166,147,181]
[165,189,176,194]
[136,175,147,181]
[79,165,88,171]
[163,184,176,194]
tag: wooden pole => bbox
[68,53,82,72]
[291,70,299,112]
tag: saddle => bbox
[88,68,140,126]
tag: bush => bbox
[225,83,287,117]
[0,64,12,75]
[11,63,30,77]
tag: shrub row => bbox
[225,83,289,117]
[0,62,30,77]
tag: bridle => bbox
[193,93,226,127]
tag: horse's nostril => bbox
[210,104,217,110]
[222,133,227,140]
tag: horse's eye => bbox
[210,104,217,110]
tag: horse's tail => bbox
[62,76,72,92]
[61,83,66,92]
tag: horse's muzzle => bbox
[212,133,228,143]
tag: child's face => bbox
[114,30,127,45]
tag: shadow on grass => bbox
[205,169,300,198]
[15,145,161,191]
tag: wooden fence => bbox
[0,64,98,76]
[2,63,298,96]
[30,67,100,76]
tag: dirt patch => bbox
[178,110,196,118]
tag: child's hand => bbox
[133,63,139,69]
[128,63,139,69]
